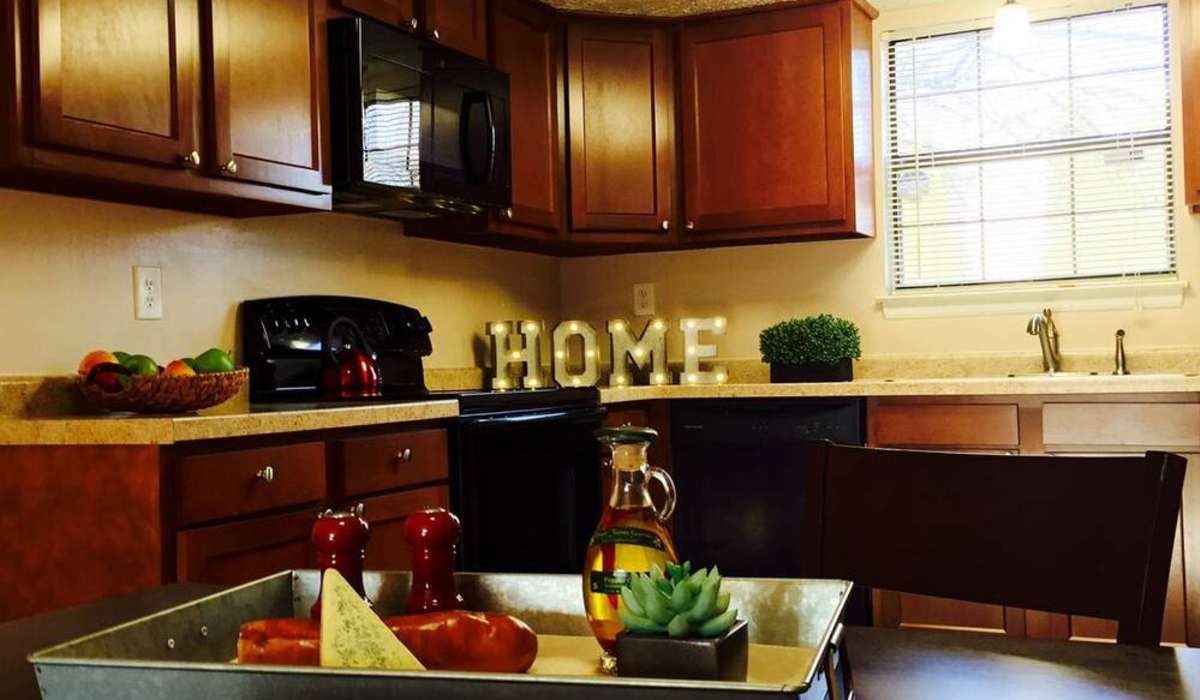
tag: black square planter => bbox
[769,358,853,383]
[615,620,749,682]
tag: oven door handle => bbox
[463,406,607,427]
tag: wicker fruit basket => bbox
[78,368,248,414]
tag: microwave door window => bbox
[363,92,421,188]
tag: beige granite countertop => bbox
[0,399,459,446]
[600,373,1200,404]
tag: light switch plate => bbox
[133,266,163,320]
[633,283,656,317]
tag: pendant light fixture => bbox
[993,0,1031,54]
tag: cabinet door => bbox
[337,0,416,28]
[679,3,847,233]
[177,509,315,585]
[869,402,1022,636]
[566,22,674,234]
[205,0,328,192]
[492,0,563,234]
[360,486,451,571]
[30,0,198,167]
[423,0,488,61]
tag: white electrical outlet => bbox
[134,266,163,320]
[633,283,656,317]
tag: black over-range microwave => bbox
[329,17,511,218]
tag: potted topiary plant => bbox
[759,314,861,383]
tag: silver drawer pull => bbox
[256,465,276,483]
[396,448,413,463]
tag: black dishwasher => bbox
[672,398,865,578]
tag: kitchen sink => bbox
[1005,372,1194,379]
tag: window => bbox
[885,3,1175,291]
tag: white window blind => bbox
[886,3,1175,290]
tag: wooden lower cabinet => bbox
[868,397,1200,646]
[177,508,315,585]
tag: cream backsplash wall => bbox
[0,189,561,376]
[561,0,1200,364]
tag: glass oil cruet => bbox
[582,425,678,669]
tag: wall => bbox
[0,189,561,376]
[561,0,1200,364]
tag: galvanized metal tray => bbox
[30,571,853,700]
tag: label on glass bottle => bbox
[588,527,667,551]
[589,571,634,594]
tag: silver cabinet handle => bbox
[396,448,413,463]
[661,220,670,230]
[256,465,276,483]
[220,159,239,175]
[352,502,365,517]
[179,151,201,168]
[432,28,441,40]
[685,221,696,230]
[409,17,418,30]
[502,207,514,219]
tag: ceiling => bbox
[536,0,942,17]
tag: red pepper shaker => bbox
[310,504,370,619]
[404,508,465,613]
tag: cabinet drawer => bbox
[334,429,449,498]
[361,486,451,571]
[176,509,313,585]
[175,442,326,526]
[872,404,1019,449]
[1043,403,1200,451]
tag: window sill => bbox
[878,278,1188,320]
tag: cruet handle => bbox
[647,466,677,523]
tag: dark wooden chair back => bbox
[800,441,1186,646]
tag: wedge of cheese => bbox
[318,568,425,671]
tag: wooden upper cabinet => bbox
[678,0,875,240]
[336,0,417,29]
[29,0,198,168]
[423,0,489,61]
[566,22,674,236]
[203,0,329,193]
[491,0,564,234]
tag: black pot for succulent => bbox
[613,562,749,682]
[760,314,861,384]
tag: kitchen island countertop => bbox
[0,399,459,446]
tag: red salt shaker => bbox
[310,504,370,619]
[404,508,465,613]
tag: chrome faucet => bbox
[1026,308,1062,373]
[1114,329,1129,376]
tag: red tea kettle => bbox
[321,317,383,399]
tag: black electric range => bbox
[240,296,605,573]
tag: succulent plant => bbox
[618,562,738,638]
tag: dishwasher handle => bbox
[462,406,607,427]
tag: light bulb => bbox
[585,349,596,359]
[615,375,627,385]
[687,320,697,329]
[492,323,507,334]
[993,0,1030,55]
[572,377,581,386]
[570,322,579,332]
[496,378,509,389]
[652,320,664,330]
[687,346,697,356]
[716,372,727,383]
[525,322,538,332]
[687,373,698,384]
[714,318,725,329]
[510,351,521,360]
[528,378,539,388]
[555,350,566,360]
